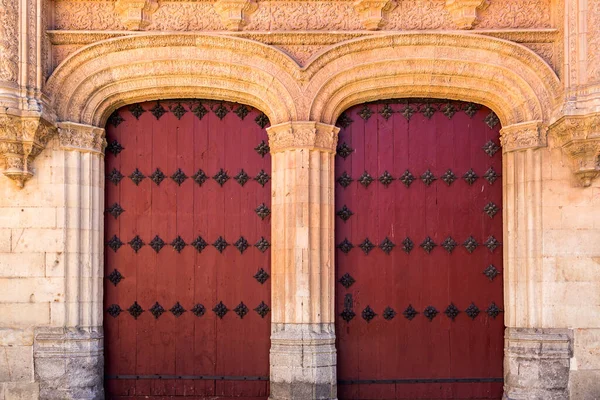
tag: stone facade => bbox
[0,1,599,399]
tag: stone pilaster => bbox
[266,121,339,400]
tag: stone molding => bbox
[549,113,600,187]
[500,121,548,153]
[352,0,397,31]
[267,122,339,154]
[114,0,159,30]
[214,0,258,31]
[57,122,106,155]
[445,0,489,29]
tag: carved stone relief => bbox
[353,0,397,31]
[445,0,489,29]
[587,1,600,83]
[0,0,19,82]
[114,0,159,30]
[500,121,548,153]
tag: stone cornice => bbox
[500,121,548,153]
[267,122,339,154]
[57,122,106,155]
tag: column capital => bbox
[267,121,339,154]
[500,120,547,153]
[57,122,106,155]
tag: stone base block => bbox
[569,370,600,399]
[1,382,40,400]
[33,327,103,400]
[504,327,572,400]
[270,323,337,400]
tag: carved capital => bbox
[267,122,339,154]
[114,0,159,30]
[213,0,257,31]
[445,0,490,29]
[57,122,106,155]
[353,0,397,30]
[500,121,547,154]
[0,115,57,188]
[550,114,600,187]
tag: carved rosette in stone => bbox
[353,0,397,30]
[550,114,600,187]
[114,0,159,30]
[0,115,57,188]
[445,0,490,29]
[267,121,339,154]
[214,0,257,31]
[500,121,548,153]
[58,122,106,154]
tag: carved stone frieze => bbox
[114,0,159,30]
[57,122,106,154]
[445,0,489,29]
[353,0,397,30]
[500,121,548,153]
[0,0,19,82]
[267,122,339,153]
[214,0,257,31]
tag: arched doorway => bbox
[103,100,272,399]
[334,99,504,399]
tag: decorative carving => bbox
[106,203,125,219]
[379,237,395,254]
[483,264,500,281]
[191,236,208,252]
[465,303,480,320]
[254,301,270,318]
[359,238,376,255]
[379,171,394,187]
[234,236,249,253]
[234,302,249,318]
[403,304,418,321]
[150,235,165,253]
[150,302,165,319]
[500,121,548,153]
[214,0,257,31]
[358,171,374,187]
[254,268,270,284]
[213,236,229,253]
[213,301,229,319]
[128,301,144,319]
[171,236,187,253]
[57,122,105,155]
[114,0,159,30]
[337,172,354,188]
[150,168,166,185]
[445,0,489,29]
[255,237,271,252]
[353,0,397,30]
[445,303,460,320]
[107,269,124,286]
[129,235,145,253]
[267,122,339,153]
[383,307,396,320]
[170,302,186,317]
[171,168,188,186]
[337,205,354,222]
[255,203,271,220]
[337,238,354,254]
[339,273,355,289]
[362,305,377,322]
[0,0,18,82]
[423,306,438,321]
[420,237,437,254]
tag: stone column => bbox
[500,121,572,400]
[266,121,339,400]
[33,122,106,400]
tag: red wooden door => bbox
[104,100,272,400]
[334,100,504,400]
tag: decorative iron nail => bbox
[483,167,499,184]
[337,238,353,254]
[465,303,480,320]
[337,113,353,128]
[150,235,165,253]
[107,235,123,252]
[400,105,415,120]
[254,170,270,187]
[341,294,355,322]
[150,302,165,319]
[254,268,270,284]
[255,113,269,128]
[191,304,206,317]
[106,140,124,156]
[463,236,478,253]
[234,302,249,319]
[358,105,373,121]
[441,237,458,254]
[129,236,145,253]
[255,203,271,220]
[171,236,186,253]
[463,169,478,185]
[421,104,436,119]
[380,237,396,254]
[213,236,228,253]
[379,171,394,187]
[213,169,229,186]
[213,301,228,319]
[379,104,394,120]
[171,168,188,186]
[337,172,353,188]
[444,303,460,320]
[463,103,480,118]
[129,168,146,185]
[169,103,187,120]
[107,304,122,318]
[107,269,123,286]
[443,103,457,119]
[129,104,145,119]
[486,302,503,319]
[359,238,375,255]
[485,112,500,129]
[234,236,249,254]
[483,264,500,281]
[213,104,229,120]
[170,302,186,317]
[484,202,499,218]
[337,205,354,222]
[484,236,501,252]
[403,304,418,320]
[106,203,124,219]
[191,236,208,252]
[108,112,125,127]
[128,301,144,319]
[482,140,500,157]
[191,103,208,120]
[234,170,250,186]
[339,273,355,289]
[383,307,397,320]
[362,306,377,322]
[423,306,438,321]
[421,170,436,186]
[149,168,165,185]
[254,301,270,318]
[441,169,457,186]
[255,237,270,253]
[150,102,167,120]
[400,170,415,187]
[192,169,208,186]
[358,171,374,187]
[107,168,124,185]
[402,237,414,253]
[337,143,353,159]
[420,237,437,254]
[255,141,270,157]
[234,105,249,120]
